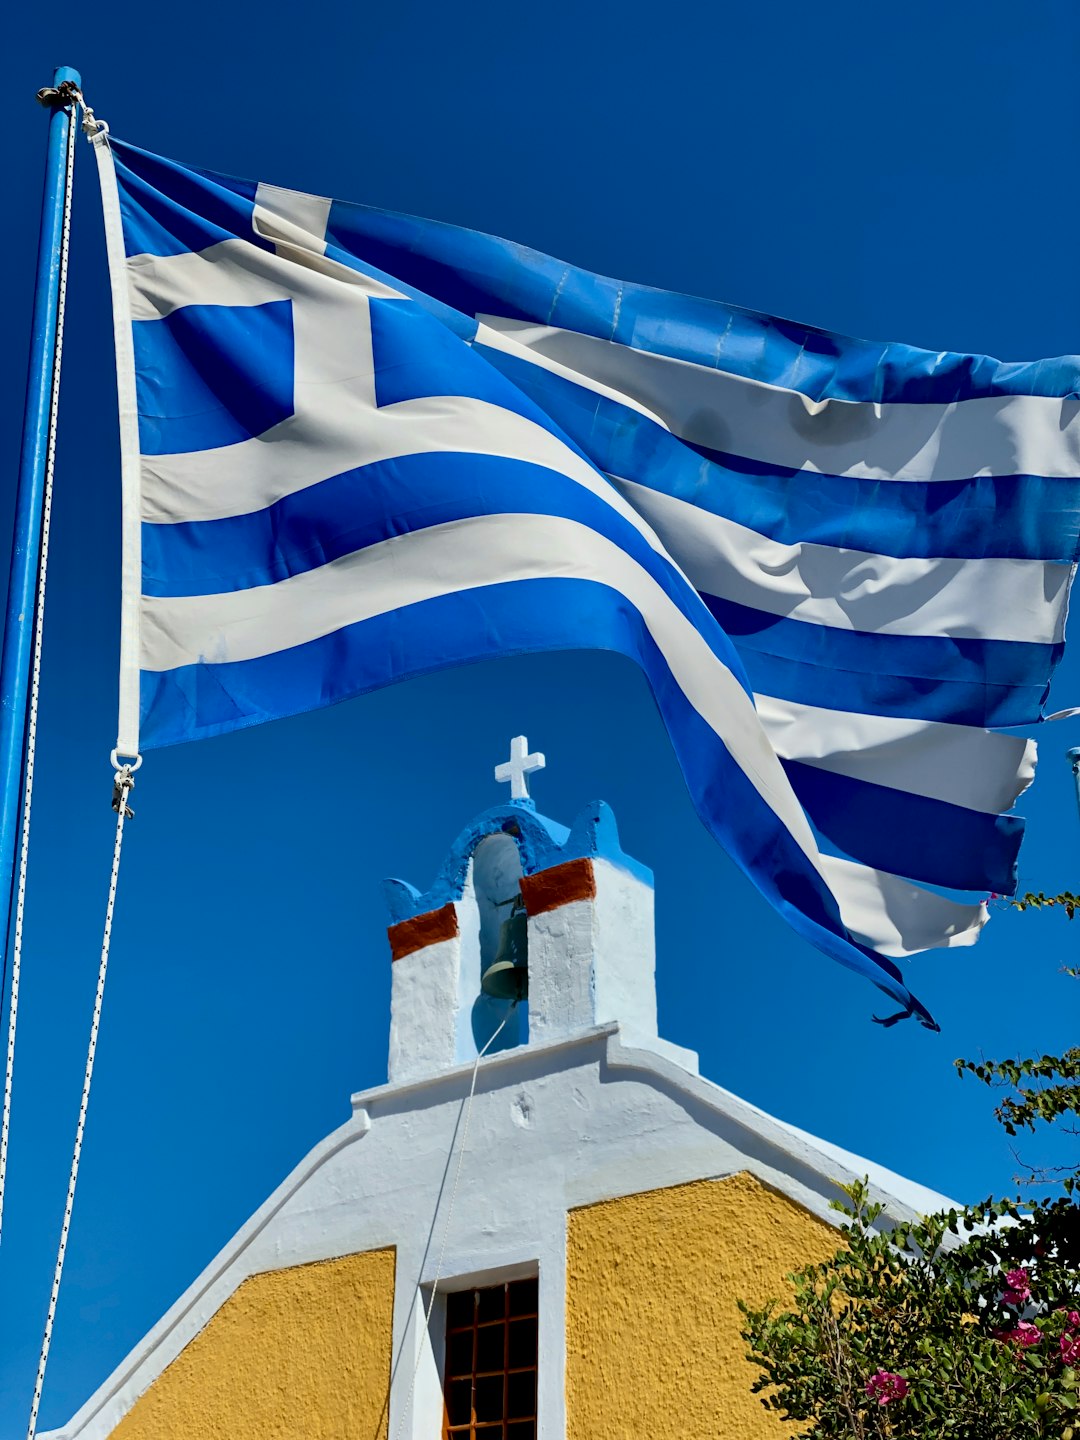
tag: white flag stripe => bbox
[140,510,984,958]
[140,511,754,675]
[140,395,666,538]
[91,131,144,759]
[127,248,284,321]
[130,247,1070,650]
[473,318,674,429]
[131,246,676,573]
[610,475,1069,646]
[141,510,823,842]
[252,183,332,255]
[477,314,1080,483]
[817,854,987,958]
[755,694,1035,815]
[126,236,400,322]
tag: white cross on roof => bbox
[494,735,546,801]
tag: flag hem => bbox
[91,130,142,758]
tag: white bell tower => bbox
[382,738,698,1085]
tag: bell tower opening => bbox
[470,832,527,1055]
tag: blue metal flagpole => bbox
[0,67,81,961]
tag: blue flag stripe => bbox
[139,430,1051,733]
[138,572,931,1023]
[133,300,296,456]
[704,593,1057,728]
[318,192,1080,405]
[113,144,265,262]
[478,345,1080,564]
[782,758,1021,894]
[141,452,715,605]
[142,469,1022,893]
[111,139,1080,406]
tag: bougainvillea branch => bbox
[740,901,1080,1438]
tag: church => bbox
[41,739,952,1440]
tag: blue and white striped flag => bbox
[91,133,1080,1028]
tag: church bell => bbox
[480,896,529,1001]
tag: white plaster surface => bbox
[527,898,595,1043]
[42,1025,957,1440]
[388,934,461,1085]
[527,857,697,1072]
[392,837,682,1085]
[590,859,658,1041]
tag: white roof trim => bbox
[41,1025,954,1440]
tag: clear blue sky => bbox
[3,1,1080,1430]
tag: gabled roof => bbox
[41,1021,955,1440]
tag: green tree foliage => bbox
[1012,893,1079,921]
[741,1183,1080,1437]
[955,1048,1080,1147]
[740,898,1080,1438]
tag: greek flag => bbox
[92,134,1080,1028]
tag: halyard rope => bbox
[0,87,78,1248]
[391,1005,516,1440]
[26,764,135,1440]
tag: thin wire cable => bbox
[25,769,134,1440]
[0,95,77,1246]
[391,1006,516,1440]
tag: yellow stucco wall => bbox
[111,1248,396,1440]
[566,1173,836,1440]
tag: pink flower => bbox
[1003,1268,1032,1304]
[1069,1311,1080,1330]
[1061,1333,1080,1366]
[865,1370,909,1406]
[994,1322,1043,1347]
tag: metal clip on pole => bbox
[34,80,82,111]
[111,767,135,821]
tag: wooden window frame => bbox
[442,1277,538,1439]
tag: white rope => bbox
[391,1007,516,1440]
[25,765,135,1440]
[0,90,78,1246]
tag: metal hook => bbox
[111,766,135,820]
[35,80,81,110]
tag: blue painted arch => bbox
[382,798,653,925]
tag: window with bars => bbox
[442,1277,538,1439]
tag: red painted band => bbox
[388,903,459,961]
[520,858,596,917]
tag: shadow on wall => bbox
[471,833,528,1055]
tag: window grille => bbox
[442,1277,538,1439]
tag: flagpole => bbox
[0,68,81,966]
